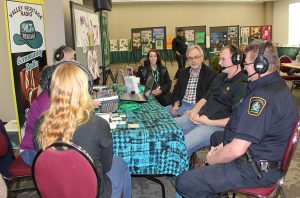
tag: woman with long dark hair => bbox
[137,49,172,106]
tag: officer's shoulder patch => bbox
[248,97,266,116]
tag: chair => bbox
[0,120,34,194]
[32,141,99,198]
[279,55,300,92]
[233,116,300,198]
[114,69,125,84]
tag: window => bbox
[289,2,300,46]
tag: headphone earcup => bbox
[231,52,242,65]
[54,46,65,62]
[230,45,242,66]
[254,55,269,74]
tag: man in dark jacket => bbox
[172,28,188,79]
[166,45,217,117]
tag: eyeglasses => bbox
[243,62,253,68]
[188,56,202,61]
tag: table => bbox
[281,62,300,70]
[111,96,188,176]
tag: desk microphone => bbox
[221,64,235,70]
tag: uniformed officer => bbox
[175,40,298,198]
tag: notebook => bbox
[120,75,154,102]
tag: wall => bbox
[108,2,267,39]
[273,0,300,45]
[0,0,16,122]
[0,0,66,122]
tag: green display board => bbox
[210,25,239,50]
[131,26,167,55]
[175,26,206,49]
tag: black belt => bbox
[235,156,281,172]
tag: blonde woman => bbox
[33,63,131,198]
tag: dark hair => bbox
[177,28,184,32]
[146,49,162,66]
[39,65,57,90]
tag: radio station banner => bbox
[5,0,47,133]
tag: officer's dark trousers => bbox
[210,131,224,147]
[175,54,186,78]
[176,160,282,198]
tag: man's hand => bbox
[206,143,223,165]
[151,87,162,96]
[185,109,197,117]
[92,99,102,108]
[172,102,180,116]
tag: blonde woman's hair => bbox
[37,63,93,149]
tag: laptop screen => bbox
[143,75,154,98]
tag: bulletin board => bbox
[131,26,166,55]
[70,2,102,78]
[240,25,272,45]
[175,26,206,49]
[210,25,239,50]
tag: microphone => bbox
[243,72,257,82]
[247,72,257,78]
[221,64,235,70]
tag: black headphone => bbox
[54,45,67,62]
[230,45,243,65]
[254,41,269,74]
[45,61,94,95]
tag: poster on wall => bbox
[132,32,141,50]
[141,30,152,43]
[262,26,271,41]
[5,0,47,131]
[166,36,174,49]
[250,26,261,40]
[119,39,129,51]
[74,9,100,48]
[153,28,164,40]
[196,32,205,44]
[110,39,118,51]
[185,30,194,42]
[142,43,152,55]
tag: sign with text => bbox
[5,0,47,137]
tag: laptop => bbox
[120,75,154,102]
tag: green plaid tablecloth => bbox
[112,96,188,176]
